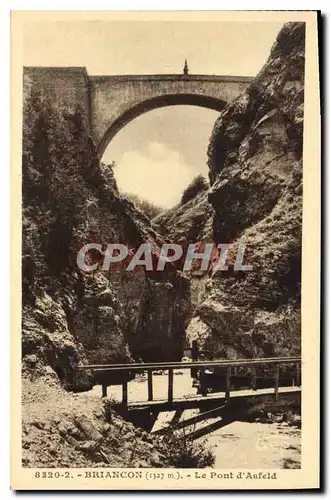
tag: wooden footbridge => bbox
[78,356,301,434]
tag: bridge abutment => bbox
[24,67,91,132]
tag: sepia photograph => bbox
[11,10,320,490]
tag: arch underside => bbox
[96,93,226,157]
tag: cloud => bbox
[114,142,200,208]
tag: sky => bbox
[23,19,284,208]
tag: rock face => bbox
[164,22,304,360]
[22,83,191,390]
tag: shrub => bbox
[181,175,209,205]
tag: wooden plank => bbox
[251,367,257,391]
[274,364,280,402]
[225,366,231,399]
[120,387,301,412]
[102,384,107,398]
[168,368,174,403]
[122,381,128,406]
[147,369,153,401]
[83,356,301,371]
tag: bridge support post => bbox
[102,384,107,398]
[225,367,231,399]
[274,365,280,402]
[168,368,174,404]
[148,369,153,401]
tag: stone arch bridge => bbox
[24,67,254,157]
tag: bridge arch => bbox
[96,93,226,158]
